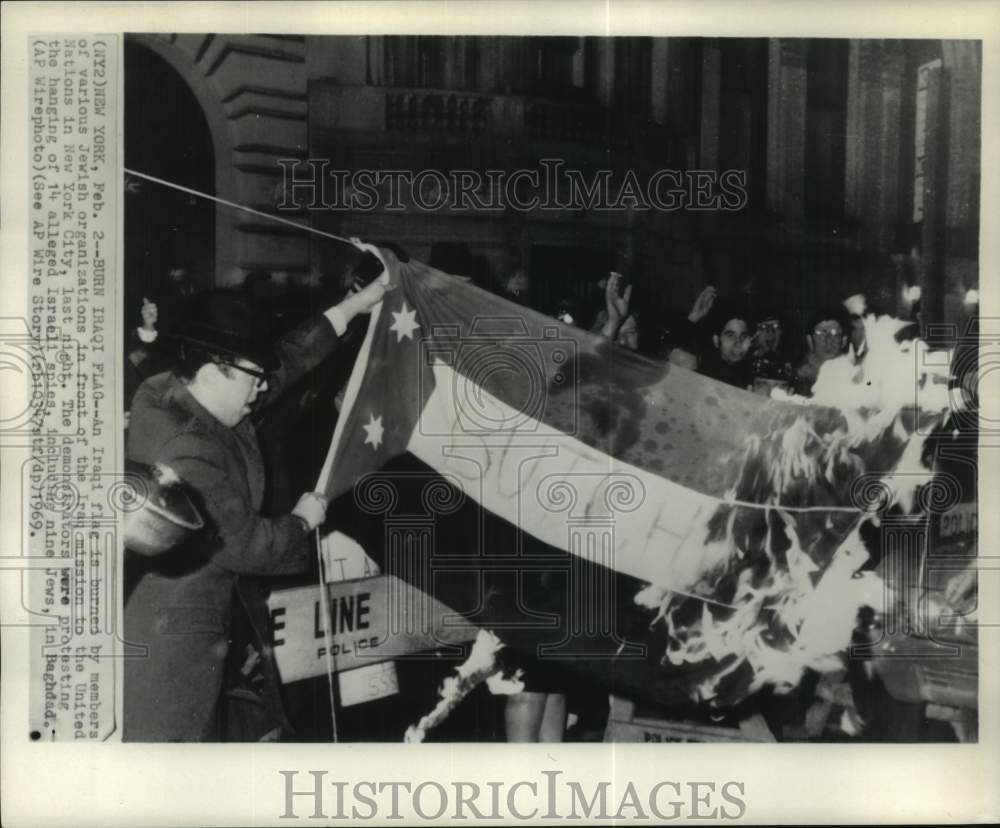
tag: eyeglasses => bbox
[813,327,843,340]
[219,360,268,386]
[757,321,781,332]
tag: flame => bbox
[404,629,520,742]
[651,519,885,702]
[486,668,525,695]
[456,629,504,679]
[642,316,954,707]
[809,315,956,436]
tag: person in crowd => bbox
[753,312,783,359]
[843,294,869,361]
[849,315,868,360]
[505,683,569,742]
[125,296,164,420]
[698,301,754,389]
[644,287,719,369]
[794,305,851,396]
[668,345,699,371]
[243,269,273,306]
[160,263,197,316]
[123,247,391,742]
[554,296,581,328]
[126,263,198,409]
[750,312,796,394]
[649,313,701,369]
[500,250,532,307]
[593,271,640,351]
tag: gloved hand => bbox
[292,491,328,531]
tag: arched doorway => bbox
[123,39,215,330]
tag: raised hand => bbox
[335,239,397,321]
[605,271,632,325]
[688,285,716,323]
[347,277,394,316]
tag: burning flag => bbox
[317,249,961,709]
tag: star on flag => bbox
[389,301,421,342]
[362,413,384,450]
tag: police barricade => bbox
[267,574,479,693]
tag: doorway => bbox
[123,39,215,332]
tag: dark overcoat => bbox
[123,317,340,741]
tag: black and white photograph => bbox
[1,2,998,826]
[117,30,982,745]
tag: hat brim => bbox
[169,332,279,373]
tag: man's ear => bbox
[199,361,230,382]
[712,334,720,350]
[806,335,815,353]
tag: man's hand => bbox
[292,491,328,531]
[326,239,397,330]
[605,272,632,325]
[688,285,716,323]
[337,278,394,324]
[843,293,867,316]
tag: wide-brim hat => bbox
[166,288,279,372]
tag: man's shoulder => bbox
[128,373,215,459]
[130,372,188,425]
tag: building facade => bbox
[125,34,981,335]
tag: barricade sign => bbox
[268,574,478,683]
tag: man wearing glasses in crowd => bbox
[123,248,391,742]
[794,305,851,396]
[750,313,796,395]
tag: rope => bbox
[124,168,356,246]
[719,499,863,514]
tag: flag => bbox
[317,250,949,707]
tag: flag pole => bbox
[315,528,339,743]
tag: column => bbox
[914,57,946,331]
[941,41,982,230]
[649,38,669,125]
[844,40,881,228]
[876,41,906,251]
[594,38,615,109]
[699,38,721,171]
[765,38,807,236]
[477,36,500,93]
[366,36,385,86]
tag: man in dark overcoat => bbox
[123,266,389,741]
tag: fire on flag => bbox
[316,248,961,708]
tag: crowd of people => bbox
[552,270,873,401]
[122,248,939,745]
